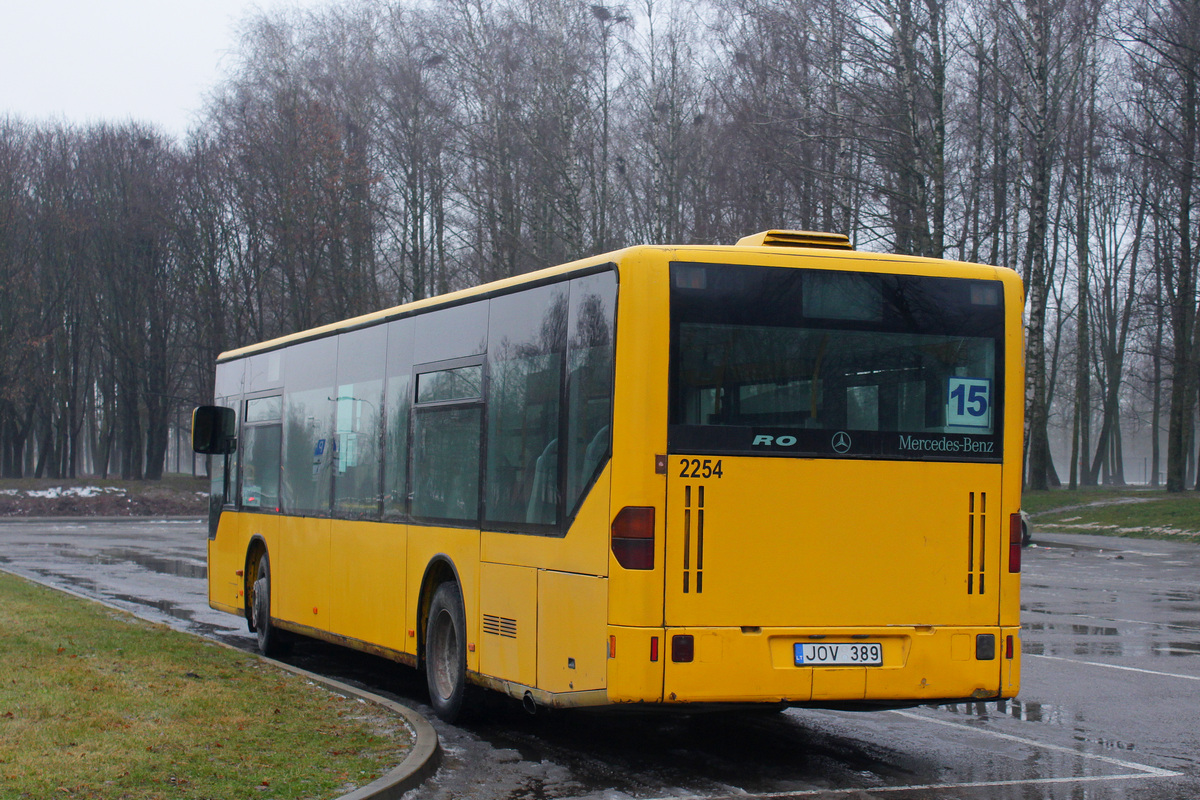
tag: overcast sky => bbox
[1,0,328,142]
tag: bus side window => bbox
[332,325,386,520]
[383,318,414,518]
[282,338,337,516]
[564,272,617,516]
[484,284,568,529]
[413,406,481,521]
[412,362,483,523]
[241,396,282,512]
[411,304,487,525]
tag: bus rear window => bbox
[669,263,1004,461]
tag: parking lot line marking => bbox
[1028,652,1200,682]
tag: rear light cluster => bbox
[608,634,693,662]
[611,506,655,569]
[1008,513,1022,573]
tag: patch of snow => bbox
[1037,521,1200,538]
[23,486,126,499]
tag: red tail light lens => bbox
[671,634,694,662]
[612,506,655,569]
[1009,513,1022,573]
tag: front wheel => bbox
[425,582,467,722]
[250,552,289,656]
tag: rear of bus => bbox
[605,234,1023,708]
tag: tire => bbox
[250,552,289,657]
[425,581,467,722]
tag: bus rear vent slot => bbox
[967,491,987,594]
[483,614,517,638]
[682,484,706,593]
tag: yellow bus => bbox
[193,230,1023,721]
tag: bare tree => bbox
[1122,0,1200,491]
[377,4,453,301]
[0,118,40,477]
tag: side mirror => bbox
[192,405,237,455]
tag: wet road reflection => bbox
[1,520,1197,798]
[0,518,252,647]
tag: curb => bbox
[270,660,442,800]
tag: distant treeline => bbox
[0,0,1196,487]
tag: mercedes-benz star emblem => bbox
[832,431,852,454]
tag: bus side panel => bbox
[208,509,250,615]
[537,570,607,693]
[478,562,538,685]
[275,515,330,631]
[479,465,611,576]
[605,625,664,702]
[407,526,481,671]
[607,250,670,629]
[1003,627,1021,696]
[328,519,407,653]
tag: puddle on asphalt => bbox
[1150,640,1200,656]
[111,592,195,621]
[94,549,207,579]
[1152,589,1200,604]
[941,698,1075,728]
[1073,732,1141,752]
[934,699,1151,755]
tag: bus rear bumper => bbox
[606,625,1020,706]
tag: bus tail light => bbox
[672,634,694,662]
[1008,513,1022,573]
[976,634,995,660]
[612,507,655,569]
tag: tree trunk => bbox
[1022,0,1054,491]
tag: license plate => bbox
[794,642,883,666]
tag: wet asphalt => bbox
[0,517,1197,799]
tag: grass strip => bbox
[1024,488,1200,541]
[0,571,411,799]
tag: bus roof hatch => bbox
[736,230,853,250]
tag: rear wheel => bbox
[250,552,288,656]
[425,582,467,722]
